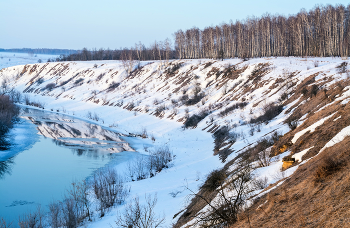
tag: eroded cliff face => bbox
[1,57,350,227]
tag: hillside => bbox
[1,57,349,227]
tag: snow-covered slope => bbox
[1,57,350,227]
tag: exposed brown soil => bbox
[234,136,350,228]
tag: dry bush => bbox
[74,78,84,85]
[336,61,348,74]
[0,95,20,137]
[203,61,213,69]
[154,104,166,116]
[115,194,165,228]
[285,115,299,130]
[301,87,308,96]
[185,92,205,106]
[179,94,189,104]
[189,164,256,227]
[165,62,182,75]
[86,111,100,121]
[201,169,227,192]
[18,205,45,228]
[0,218,13,228]
[250,103,283,124]
[36,78,44,85]
[8,89,22,103]
[48,202,63,228]
[212,126,238,151]
[140,127,148,138]
[310,84,319,97]
[96,73,105,81]
[218,102,248,117]
[44,83,56,91]
[107,82,120,91]
[127,155,148,181]
[93,168,128,217]
[149,146,173,173]
[314,156,343,183]
[183,110,210,129]
[246,131,282,167]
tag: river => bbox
[0,107,134,223]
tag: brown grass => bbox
[232,135,350,228]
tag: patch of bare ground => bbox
[233,135,350,228]
[272,78,350,158]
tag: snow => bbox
[291,112,336,144]
[0,56,349,227]
[333,116,341,121]
[292,147,313,162]
[0,52,57,70]
[320,125,350,153]
[0,118,40,161]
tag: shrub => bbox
[0,95,20,137]
[189,164,255,227]
[8,89,22,103]
[154,104,166,116]
[179,94,189,104]
[148,146,173,173]
[301,87,308,96]
[336,61,348,74]
[183,110,210,128]
[314,156,343,183]
[185,86,205,106]
[107,82,120,91]
[93,168,128,216]
[218,102,248,117]
[18,205,45,228]
[278,92,288,102]
[127,155,148,181]
[86,111,100,121]
[201,169,227,192]
[285,115,299,130]
[74,78,84,85]
[36,78,44,85]
[310,84,319,97]
[212,126,238,151]
[250,104,283,124]
[96,73,105,81]
[45,83,56,91]
[115,194,165,228]
[165,62,182,75]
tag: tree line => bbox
[175,4,350,59]
[54,39,176,62]
[55,4,350,62]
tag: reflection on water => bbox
[0,157,14,178]
[0,108,135,224]
[21,108,133,154]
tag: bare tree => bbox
[115,194,165,228]
[0,218,13,228]
[186,163,257,227]
[18,205,45,228]
[93,167,128,217]
[121,48,137,76]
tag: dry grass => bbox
[232,135,350,228]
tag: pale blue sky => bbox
[1,0,348,50]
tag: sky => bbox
[1,0,349,50]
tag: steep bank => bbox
[1,57,349,227]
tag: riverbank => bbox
[14,95,222,227]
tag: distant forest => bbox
[57,4,350,62]
[0,48,78,56]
